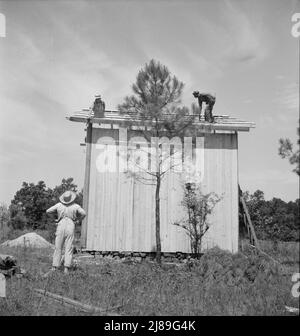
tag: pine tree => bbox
[118,59,195,263]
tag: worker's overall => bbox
[53,217,75,268]
[46,191,86,270]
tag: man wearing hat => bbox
[46,190,86,274]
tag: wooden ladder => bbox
[238,185,260,248]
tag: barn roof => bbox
[67,109,255,132]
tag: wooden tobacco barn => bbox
[68,99,254,254]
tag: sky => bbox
[0,0,299,205]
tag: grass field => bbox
[0,241,299,316]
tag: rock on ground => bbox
[0,232,54,249]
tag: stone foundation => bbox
[79,250,203,263]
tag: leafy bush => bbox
[0,203,9,227]
[240,190,299,242]
[3,178,83,243]
[174,183,221,253]
[0,203,11,242]
[8,178,83,233]
[189,247,283,291]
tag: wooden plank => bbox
[230,133,239,253]
[81,122,93,248]
[68,113,254,124]
[67,116,254,132]
[217,134,226,250]
[110,171,118,250]
[69,110,253,121]
[240,195,260,249]
[33,289,122,315]
[220,134,228,250]
[203,133,219,250]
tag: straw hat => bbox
[59,190,76,205]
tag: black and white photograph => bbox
[0,0,299,319]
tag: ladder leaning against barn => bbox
[238,185,260,249]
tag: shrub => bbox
[0,203,10,242]
[174,183,221,253]
[189,247,282,289]
[240,190,299,242]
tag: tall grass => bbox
[0,241,299,316]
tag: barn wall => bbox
[86,127,238,253]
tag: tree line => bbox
[240,190,299,242]
[1,180,298,245]
[3,178,82,234]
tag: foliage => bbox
[8,204,28,230]
[118,59,195,263]
[0,203,11,242]
[0,203,9,229]
[52,178,83,206]
[118,59,192,133]
[8,178,83,240]
[278,126,299,175]
[174,183,221,254]
[240,190,299,242]
[9,181,52,230]
[0,241,298,316]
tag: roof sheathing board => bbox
[67,110,255,132]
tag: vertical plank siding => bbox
[81,122,93,247]
[85,127,239,253]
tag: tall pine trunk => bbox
[155,173,161,264]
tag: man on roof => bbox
[193,91,216,123]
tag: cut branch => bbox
[33,289,123,316]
